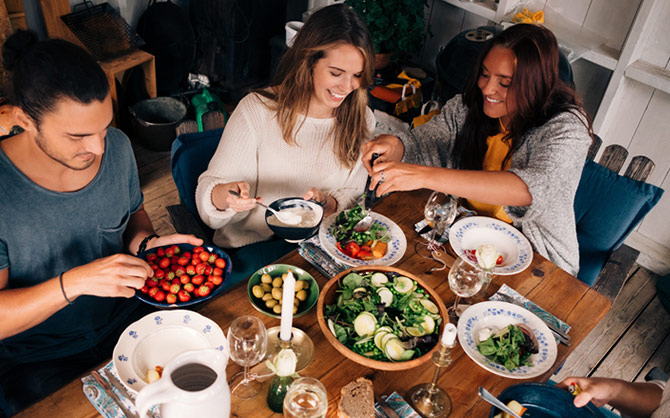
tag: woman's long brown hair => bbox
[452,24,593,170]
[254,4,375,169]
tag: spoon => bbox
[478,387,522,418]
[227,190,302,225]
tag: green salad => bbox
[332,204,391,246]
[324,270,442,362]
[476,324,539,370]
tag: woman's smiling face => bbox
[309,43,364,118]
[478,45,517,126]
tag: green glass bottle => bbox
[266,375,294,413]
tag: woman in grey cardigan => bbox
[361,24,592,276]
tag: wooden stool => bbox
[100,50,157,126]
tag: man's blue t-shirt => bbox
[0,128,143,363]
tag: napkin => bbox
[81,361,159,418]
[489,284,572,336]
[298,236,348,277]
[374,392,421,418]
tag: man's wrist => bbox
[137,233,159,255]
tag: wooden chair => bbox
[583,135,657,303]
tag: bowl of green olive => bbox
[247,264,319,318]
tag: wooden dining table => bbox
[17,189,611,418]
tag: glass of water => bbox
[447,257,490,317]
[227,315,268,399]
[283,377,328,418]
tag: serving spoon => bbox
[478,386,522,418]
[228,190,302,225]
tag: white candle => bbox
[279,271,296,341]
[441,323,457,347]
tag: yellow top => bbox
[465,121,513,223]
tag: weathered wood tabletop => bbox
[17,189,611,418]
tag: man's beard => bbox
[34,130,96,171]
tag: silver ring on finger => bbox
[379,170,385,183]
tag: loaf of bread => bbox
[337,377,375,418]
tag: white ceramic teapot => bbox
[136,348,230,418]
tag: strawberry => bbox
[183,283,195,293]
[196,285,211,298]
[146,253,158,262]
[166,293,177,304]
[146,277,159,288]
[139,285,149,294]
[161,281,172,292]
[154,269,165,279]
[195,263,208,276]
[208,254,217,264]
[211,275,223,286]
[191,275,204,286]
[165,247,175,258]
[171,245,181,255]
[148,287,159,298]
[174,266,186,277]
[192,246,205,254]
[156,248,165,257]
[199,252,210,262]
[185,265,196,276]
[158,257,170,269]
[154,290,166,302]
[178,290,191,303]
[177,256,189,266]
[167,271,175,280]
[215,258,226,269]
[169,283,181,294]
[212,267,223,277]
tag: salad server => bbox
[478,386,522,418]
[355,153,380,232]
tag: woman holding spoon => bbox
[196,5,375,283]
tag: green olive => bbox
[302,280,310,290]
[265,299,278,308]
[294,280,305,291]
[261,273,272,284]
[272,277,283,288]
[294,297,300,306]
[252,285,264,299]
[272,304,282,314]
[261,283,272,292]
[262,293,273,301]
[296,290,307,301]
[282,273,288,280]
[292,305,298,314]
[271,287,283,300]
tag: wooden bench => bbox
[587,135,656,303]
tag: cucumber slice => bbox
[375,326,393,334]
[384,338,406,361]
[420,299,439,314]
[409,299,423,312]
[380,333,399,350]
[377,287,393,307]
[399,349,415,361]
[420,315,436,334]
[327,318,337,337]
[353,312,377,336]
[393,276,414,294]
[373,331,388,350]
[405,326,424,337]
[370,272,389,287]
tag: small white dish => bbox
[113,310,227,393]
[457,301,557,379]
[449,216,533,275]
[318,212,406,267]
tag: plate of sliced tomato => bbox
[318,211,406,267]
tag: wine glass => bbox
[416,192,457,262]
[447,257,489,319]
[283,377,328,418]
[227,315,268,399]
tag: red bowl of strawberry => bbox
[136,243,232,307]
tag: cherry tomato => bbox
[357,250,373,260]
[343,242,360,257]
[496,255,503,265]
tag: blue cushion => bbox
[574,159,664,285]
[170,128,223,215]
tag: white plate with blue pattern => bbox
[318,212,407,267]
[457,301,557,379]
[113,309,228,393]
[449,216,532,275]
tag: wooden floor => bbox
[131,138,670,413]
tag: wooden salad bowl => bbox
[316,265,448,371]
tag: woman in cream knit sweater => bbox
[196,5,375,282]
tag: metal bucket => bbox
[129,97,187,151]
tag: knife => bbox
[91,370,139,418]
[375,394,401,418]
[103,368,136,402]
[497,293,571,345]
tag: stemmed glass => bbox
[227,315,268,399]
[416,191,457,263]
[447,257,489,319]
[283,377,328,418]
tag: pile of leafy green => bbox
[324,271,441,362]
[332,204,391,246]
[476,325,535,370]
